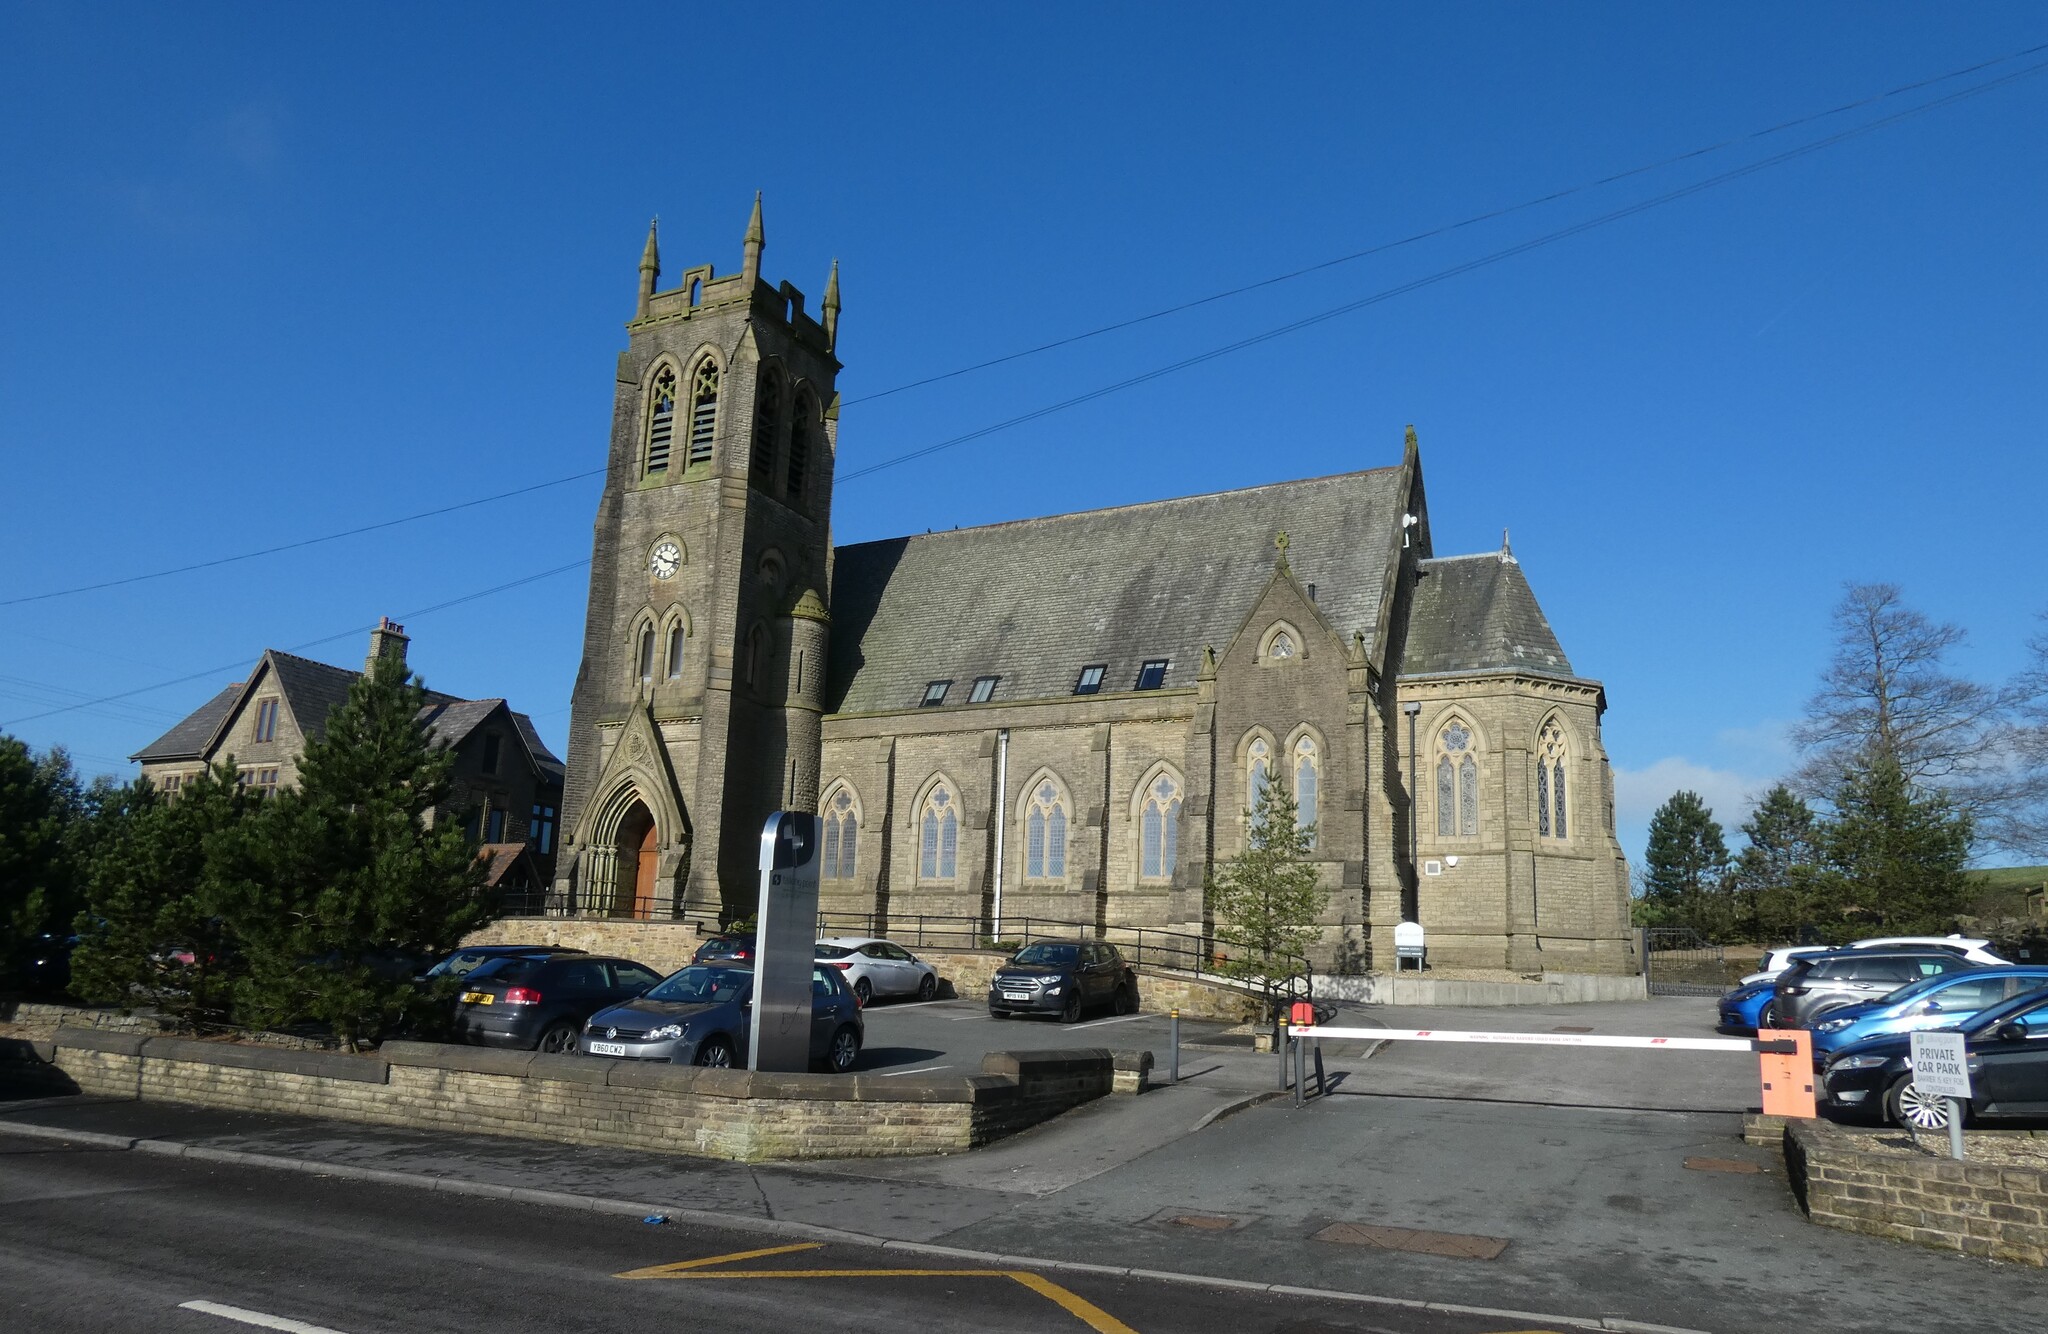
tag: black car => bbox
[693,933,757,966]
[421,944,586,981]
[452,954,666,1052]
[1819,988,2048,1130]
[988,940,1137,1022]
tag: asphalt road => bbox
[0,1137,1587,1334]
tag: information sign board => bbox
[1908,1030,1972,1100]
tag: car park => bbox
[421,944,585,981]
[1819,988,2048,1129]
[1768,948,1982,1028]
[988,940,1137,1022]
[579,963,863,1072]
[452,953,665,1052]
[1736,936,2008,988]
[815,937,939,1005]
[1810,966,2048,1059]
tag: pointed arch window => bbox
[1293,735,1320,849]
[664,619,685,680]
[752,367,782,486]
[1140,772,1182,881]
[822,787,858,880]
[919,784,958,881]
[787,389,814,502]
[686,359,719,467]
[745,624,771,693]
[636,624,656,684]
[645,367,677,475]
[1248,737,1272,813]
[1435,720,1479,838]
[1024,780,1068,880]
[1538,720,1568,839]
[1269,632,1295,660]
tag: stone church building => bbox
[552,201,1635,973]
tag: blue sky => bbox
[3,5,2044,872]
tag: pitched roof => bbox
[266,652,364,744]
[511,712,566,779]
[826,468,1407,714]
[419,698,503,750]
[1401,552,1574,679]
[130,683,242,762]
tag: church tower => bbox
[552,197,841,921]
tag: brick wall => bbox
[1783,1118,2047,1266]
[26,1027,1116,1164]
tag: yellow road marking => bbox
[613,1247,1138,1333]
[613,1242,822,1279]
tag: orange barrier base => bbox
[1757,1027,1816,1118]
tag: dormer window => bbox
[921,680,951,707]
[1074,664,1106,695]
[1134,659,1168,690]
[969,675,998,704]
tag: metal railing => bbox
[1643,925,1733,996]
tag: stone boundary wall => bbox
[1779,1118,2047,1266]
[1315,971,1649,1006]
[5,1029,1136,1164]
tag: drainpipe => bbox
[992,728,1010,941]
[1402,701,1420,922]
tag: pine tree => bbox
[1815,754,1972,935]
[70,761,250,1026]
[213,660,489,1047]
[1726,784,1818,941]
[1207,780,1326,1015]
[0,735,78,977]
[1640,791,1730,935]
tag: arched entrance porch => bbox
[614,800,658,920]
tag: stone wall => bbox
[1781,1118,2047,1266]
[1316,970,1648,1006]
[18,1027,1119,1164]
[461,918,710,974]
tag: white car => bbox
[1739,935,2007,986]
[815,937,939,1006]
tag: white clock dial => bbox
[649,541,681,580]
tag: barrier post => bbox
[1168,1009,1180,1084]
[1293,1034,1306,1107]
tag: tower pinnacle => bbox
[742,192,764,285]
[635,218,660,320]
[822,259,841,352]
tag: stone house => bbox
[131,621,566,885]
[550,200,1634,973]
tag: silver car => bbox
[815,936,939,1005]
[1771,949,1981,1028]
[577,963,864,1072]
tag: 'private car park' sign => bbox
[1909,1030,1971,1159]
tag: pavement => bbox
[3,994,2038,1334]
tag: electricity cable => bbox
[837,56,2048,484]
[0,559,591,729]
[841,39,2048,409]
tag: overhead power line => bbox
[841,39,2048,410]
[0,559,590,730]
[837,55,2048,485]
[0,468,604,609]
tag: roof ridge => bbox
[836,465,1403,550]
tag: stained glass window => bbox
[1538,720,1568,839]
[920,785,957,880]
[1141,774,1182,880]
[1025,781,1067,879]
[1294,736,1319,849]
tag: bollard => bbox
[1169,1009,1180,1084]
[1276,1015,1288,1090]
[1293,1031,1306,1107]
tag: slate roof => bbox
[1401,552,1574,679]
[130,683,242,762]
[826,468,1406,714]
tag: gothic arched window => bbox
[1248,737,1272,813]
[645,367,677,476]
[744,623,771,694]
[1141,772,1182,881]
[787,389,814,502]
[1269,632,1295,660]
[1024,780,1068,880]
[752,365,782,486]
[919,784,958,881]
[686,359,719,467]
[822,787,858,880]
[1538,719,1568,839]
[664,619,685,680]
[1293,735,1320,849]
[1435,720,1479,838]
[636,624,656,684]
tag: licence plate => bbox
[1002,992,1032,1002]
[461,992,491,1005]
[587,1041,627,1057]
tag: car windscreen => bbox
[815,944,855,959]
[645,966,752,1004]
[1012,944,1078,967]
[1964,990,2048,1036]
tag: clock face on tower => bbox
[649,540,681,580]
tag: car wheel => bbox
[916,973,937,1002]
[1113,985,1134,1016]
[853,977,873,1006]
[1758,1000,1781,1028]
[1887,1075,1963,1131]
[536,1021,579,1054]
[1060,992,1083,1024]
[826,1025,861,1074]
[694,1036,736,1068]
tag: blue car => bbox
[1809,966,2048,1060]
[1718,979,1778,1033]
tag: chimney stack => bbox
[366,617,410,678]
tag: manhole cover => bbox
[1684,1156,1765,1175]
[1170,1214,1236,1230]
[1144,1206,1253,1231]
[1311,1221,1508,1259]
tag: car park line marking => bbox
[615,1242,822,1279]
[614,1249,1139,1332]
[877,1064,951,1077]
[1068,1013,1150,1031]
[177,1300,358,1334]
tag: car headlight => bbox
[1829,1055,1890,1071]
[649,1024,685,1041]
[1815,1018,1853,1033]
[1043,984,1062,996]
